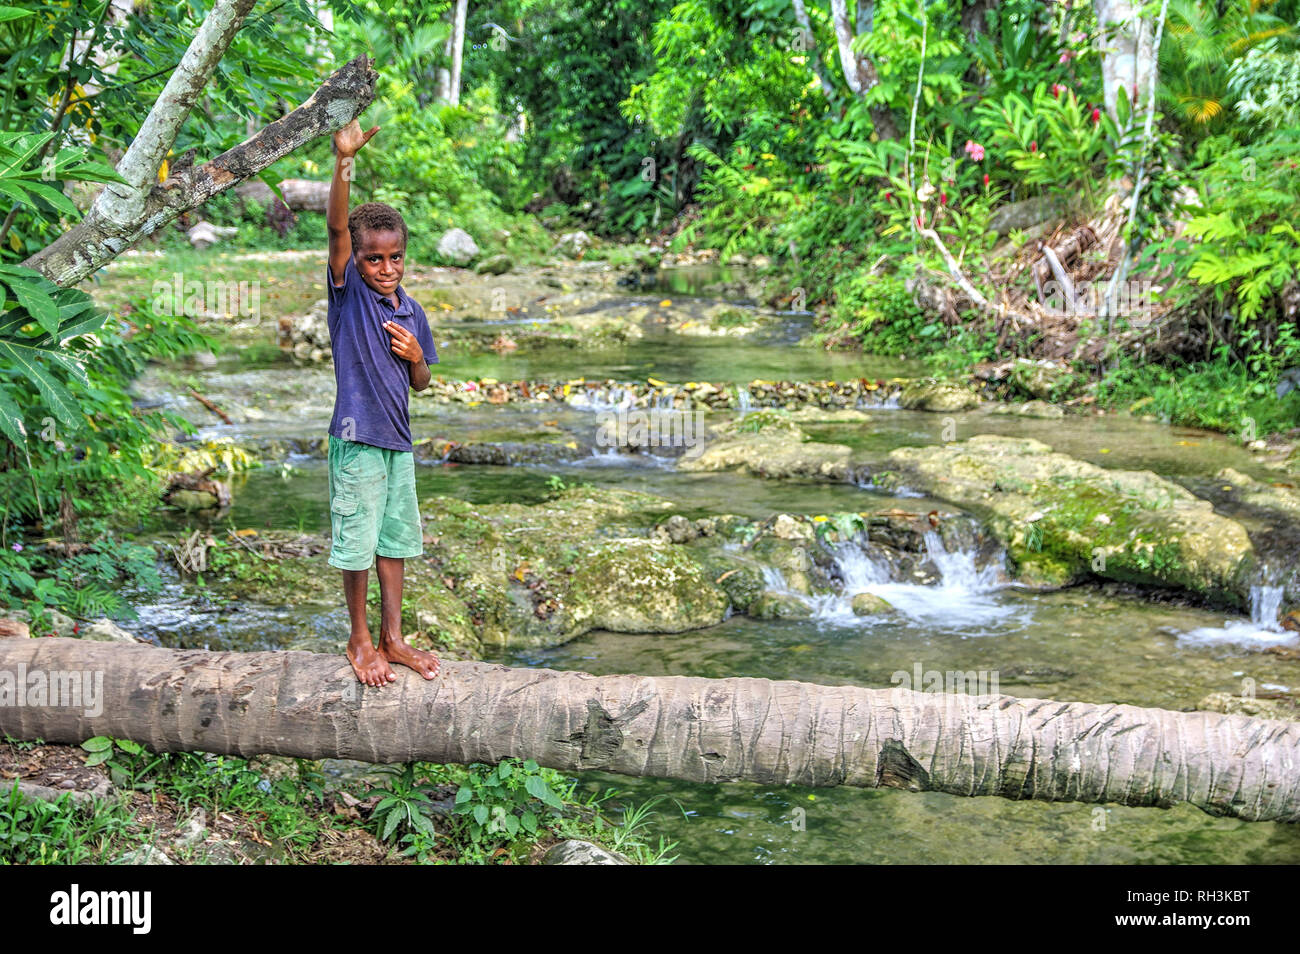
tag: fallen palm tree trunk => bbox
[1,639,1297,822]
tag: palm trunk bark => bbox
[2,639,1297,822]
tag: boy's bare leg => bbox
[343,568,396,686]
[375,555,440,679]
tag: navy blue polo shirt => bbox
[326,258,438,452]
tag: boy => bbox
[326,119,441,687]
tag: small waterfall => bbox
[1180,580,1294,649]
[761,533,1017,631]
[1250,584,1285,629]
[736,386,752,414]
[920,531,1002,592]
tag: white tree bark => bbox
[101,0,259,229]
[1094,0,1157,124]
[829,0,898,138]
[449,0,468,106]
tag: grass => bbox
[2,736,682,865]
[1095,356,1300,439]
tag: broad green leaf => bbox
[0,384,27,446]
[0,338,84,425]
[472,803,489,826]
[11,281,59,337]
[382,808,402,841]
[17,180,78,217]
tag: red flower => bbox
[743,163,754,170]
[915,216,924,229]
[884,190,893,200]
[939,191,948,206]
[1052,84,1067,98]
[73,622,79,634]
[1091,107,1101,124]
[982,173,990,187]
[1029,141,1038,153]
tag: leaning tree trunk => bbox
[2,639,1298,822]
[23,0,377,290]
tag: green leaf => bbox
[81,736,113,753]
[0,339,85,426]
[381,808,402,841]
[524,775,564,809]
[11,281,59,338]
[472,803,489,826]
[0,7,35,22]
[502,814,519,837]
[115,739,143,755]
[18,180,78,217]
[454,785,473,805]
[0,384,27,446]
[520,810,538,834]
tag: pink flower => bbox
[982,173,990,188]
[1091,107,1101,124]
[10,543,21,552]
[940,191,948,206]
[1052,84,1067,98]
[1059,50,1075,64]
[963,140,985,162]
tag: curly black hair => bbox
[348,202,407,251]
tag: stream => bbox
[118,262,1300,864]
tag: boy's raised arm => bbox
[328,120,379,287]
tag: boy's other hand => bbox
[334,119,379,157]
[385,321,423,362]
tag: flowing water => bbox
[123,265,1300,864]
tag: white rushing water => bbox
[762,531,1020,631]
[1179,584,1297,649]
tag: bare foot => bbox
[348,632,397,687]
[379,632,440,680]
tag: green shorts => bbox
[327,436,423,571]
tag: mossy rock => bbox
[564,538,729,635]
[474,254,514,275]
[850,592,894,615]
[749,591,814,619]
[689,546,767,612]
[679,420,853,481]
[420,487,729,649]
[898,379,980,412]
[884,435,1256,606]
[409,584,482,658]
